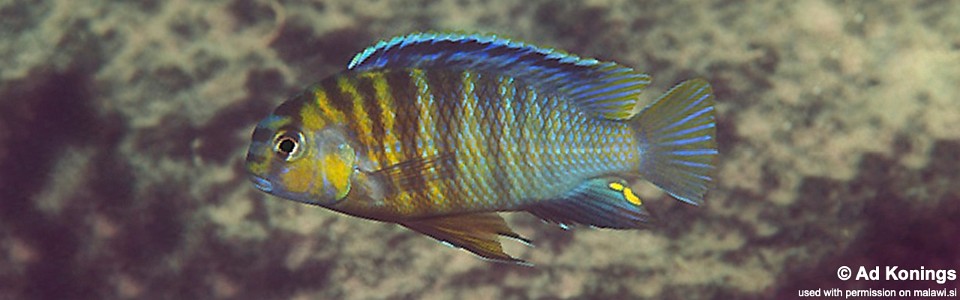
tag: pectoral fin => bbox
[368,153,456,194]
[400,213,531,265]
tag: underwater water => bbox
[1,0,958,299]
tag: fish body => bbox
[245,32,718,264]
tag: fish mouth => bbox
[249,175,274,193]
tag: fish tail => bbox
[632,79,718,205]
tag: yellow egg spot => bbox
[608,182,625,191]
[622,187,642,206]
[607,182,642,206]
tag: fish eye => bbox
[273,131,304,161]
[277,138,296,153]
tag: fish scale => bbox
[325,69,635,213]
[448,74,629,206]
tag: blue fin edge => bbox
[348,32,652,119]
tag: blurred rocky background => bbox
[1,0,958,299]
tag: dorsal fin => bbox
[348,32,652,119]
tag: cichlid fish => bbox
[245,32,718,264]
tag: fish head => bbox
[245,103,357,206]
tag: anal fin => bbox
[400,213,531,265]
[524,178,655,229]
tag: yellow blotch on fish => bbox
[608,182,642,206]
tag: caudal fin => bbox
[634,79,718,205]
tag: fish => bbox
[244,32,718,264]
